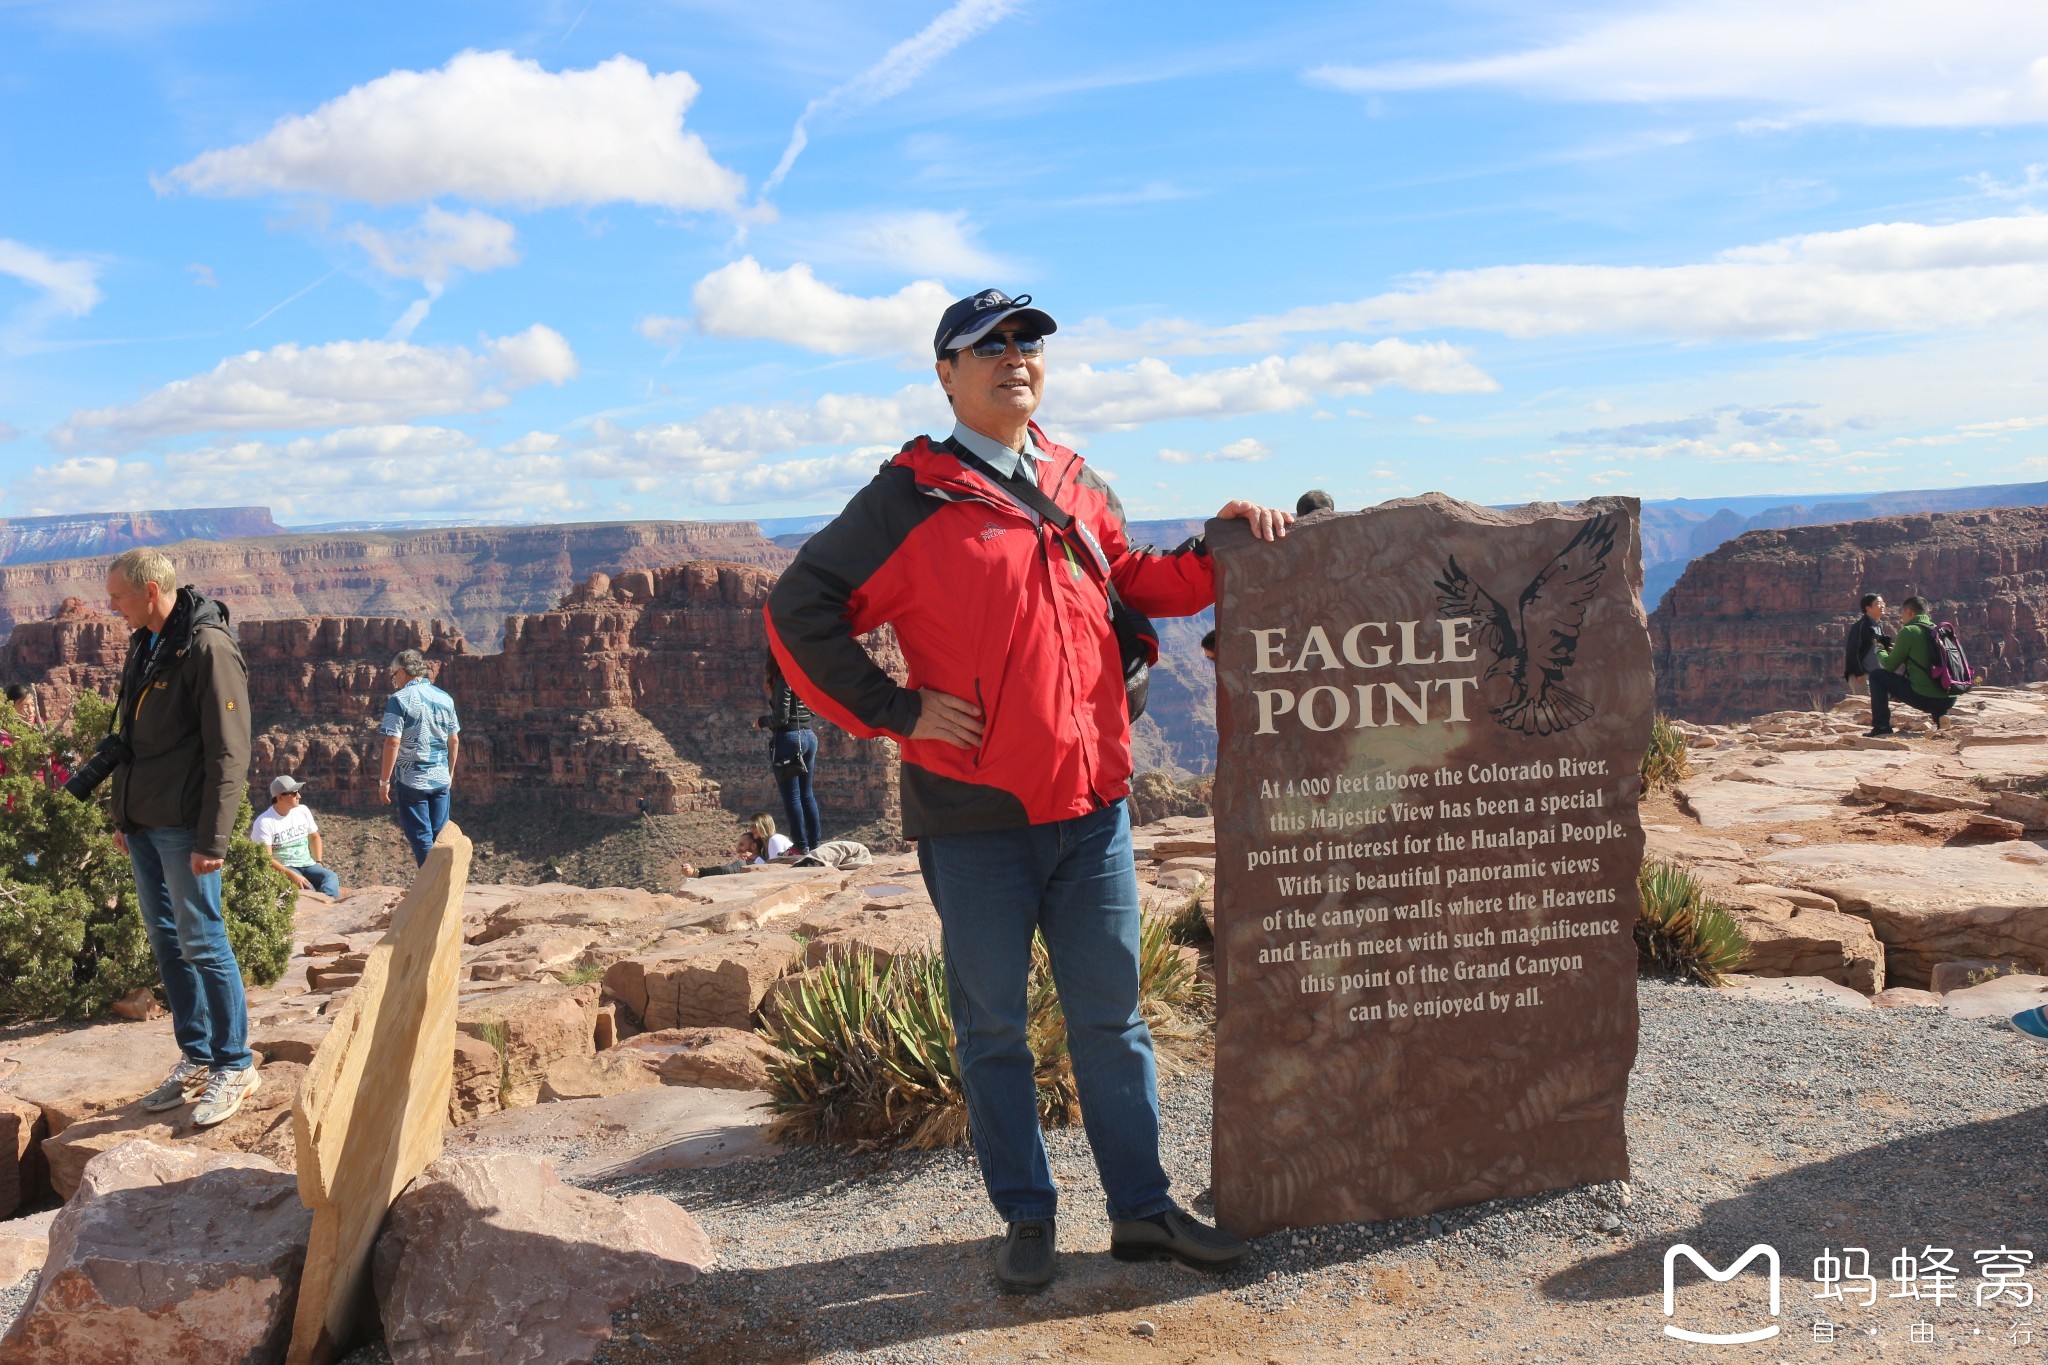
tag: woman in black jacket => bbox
[760,656,822,854]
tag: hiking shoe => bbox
[1110,1206,1250,1272]
[191,1067,261,1128]
[1864,728,1895,738]
[994,1219,1056,1292]
[140,1059,209,1113]
[2012,1008,2048,1042]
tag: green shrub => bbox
[1161,890,1213,948]
[1641,714,1693,794]
[0,694,295,1022]
[762,916,1211,1150]
[1635,860,1748,986]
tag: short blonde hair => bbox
[108,547,177,595]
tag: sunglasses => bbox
[957,331,1046,359]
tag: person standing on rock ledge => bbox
[379,648,461,866]
[101,547,262,1128]
[1843,592,1896,736]
[767,287,1290,1292]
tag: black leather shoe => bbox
[1110,1206,1249,1271]
[994,1218,1056,1292]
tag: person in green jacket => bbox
[1871,595,1954,733]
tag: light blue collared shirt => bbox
[951,420,1044,485]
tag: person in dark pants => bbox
[103,547,261,1128]
[760,656,821,854]
[1873,596,1956,732]
[378,648,461,865]
[767,286,1288,1292]
[1842,592,1896,736]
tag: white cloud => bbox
[188,263,218,288]
[1055,342,1498,430]
[346,207,518,285]
[1157,437,1274,465]
[0,239,103,351]
[787,209,1010,278]
[637,315,690,345]
[1066,214,2048,350]
[587,384,949,472]
[762,0,1020,197]
[688,258,954,356]
[164,50,746,211]
[54,324,579,449]
[1307,1,2048,128]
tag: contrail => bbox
[246,267,339,330]
[760,0,1018,199]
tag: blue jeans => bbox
[288,863,341,897]
[772,729,822,852]
[1868,670,1952,730]
[917,801,1172,1225]
[393,783,450,867]
[127,826,252,1072]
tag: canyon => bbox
[1,564,903,832]
[0,521,791,646]
[1651,505,2048,724]
[0,507,282,566]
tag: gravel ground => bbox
[11,981,2048,1361]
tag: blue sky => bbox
[5,0,2048,526]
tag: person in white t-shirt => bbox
[249,776,341,898]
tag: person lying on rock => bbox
[249,775,342,898]
[767,286,1289,1292]
[679,830,778,878]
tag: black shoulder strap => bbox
[950,443,1073,531]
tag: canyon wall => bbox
[0,521,791,647]
[1650,506,2048,723]
[1,562,901,830]
[0,506,282,566]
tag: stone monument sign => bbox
[1208,495,1650,1238]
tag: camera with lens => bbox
[63,733,133,800]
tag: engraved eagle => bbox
[1432,516,1616,737]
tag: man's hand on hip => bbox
[190,853,223,876]
[112,832,128,856]
[910,689,984,749]
[1216,500,1294,542]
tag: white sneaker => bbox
[140,1059,208,1113]
[190,1067,261,1128]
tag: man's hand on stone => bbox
[910,689,985,749]
[190,854,223,876]
[1216,500,1293,542]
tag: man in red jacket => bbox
[768,289,1289,1291]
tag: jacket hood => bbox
[132,585,232,657]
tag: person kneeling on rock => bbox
[249,775,342,898]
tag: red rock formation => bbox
[0,521,791,646]
[2,563,902,831]
[1651,506,2048,723]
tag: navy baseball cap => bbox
[934,289,1057,358]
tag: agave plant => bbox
[1641,714,1693,794]
[1635,859,1748,986]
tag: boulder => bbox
[0,1208,57,1286]
[0,1020,179,1136]
[440,1087,771,1181]
[42,1062,305,1201]
[603,933,798,1032]
[1929,959,2036,995]
[1990,790,2048,830]
[108,988,164,1022]
[1156,868,1206,891]
[1151,836,1217,858]
[373,1152,711,1365]
[1939,974,2048,1020]
[448,1034,505,1127]
[537,1051,663,1103]
[1852,777,1989,812]
[468,885,699,944]
[0,1094,46,1219]
[1761,842,2048,988]
[0,1141,308,1362]
[1713,887,1885,993]
[1871,987,1943,1009]
[801,907,941,970]
[647,1029,783,1092]
[457,982,600,1106]
[463,924,606,982]
[1965,812,2028,841]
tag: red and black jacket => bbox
[766,426,1216,838]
